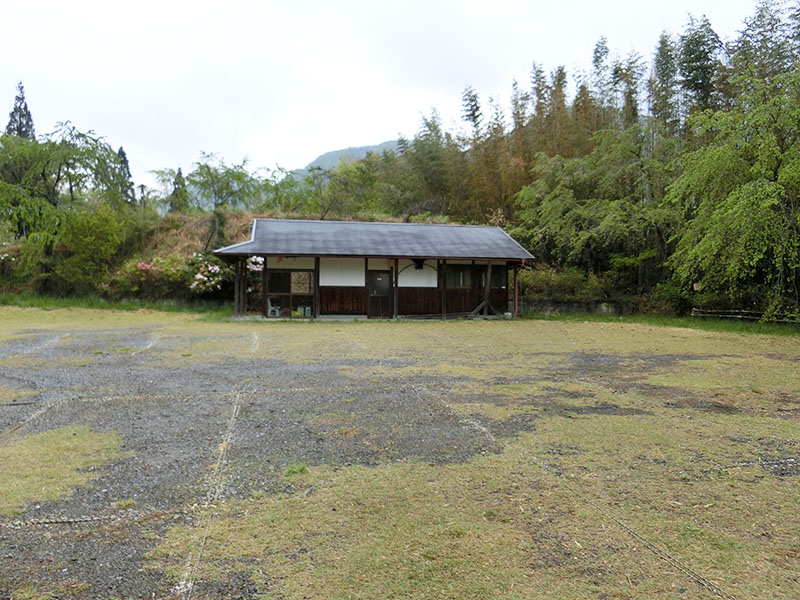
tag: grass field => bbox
[0,307,798,599]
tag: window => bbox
[268,272,290,293]
[477,265,507,288]
[267,270,313,318]
[291,271,313,294]
[446,264,472,288]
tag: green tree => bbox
[570,81,599,157]
[303,166,332,219]
[1,124,136,239]
[545,67,570,156]
[678,16,722,113]
[5,82,35,140]
[116,147,135,204]
[514,123,678,291]
[186,153,265,249]
[267,167,309,213]
[731,0,795,84]
[52,203,125,293]
[612,52,645,129]
[648,32,680,133]
[187,153,263,211]
[375,148,423,218]
[591,37,614,129]
[668,67,800,316]
[461,85,482,138]
[168,167,190,213]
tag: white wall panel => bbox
[398,259,438,288]
[368,258,390,270]
[320,258,365,286]
[266,257,315,270]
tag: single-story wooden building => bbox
[213,219,533,319]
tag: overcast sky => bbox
[3,0,759,189]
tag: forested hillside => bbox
[1,1,798,318]
[300,140,401,172]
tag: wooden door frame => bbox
[367,269,393,319]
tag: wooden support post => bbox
[483,261,492,317]
[239,260,248,316]
[233,259,241,317]
[364,258,369,316]
[393,258,399,320]
[441,259,447,319]
[243,261,248,315]
[261,258,268,317]
[513,266,519,318]
[313,257,320,319]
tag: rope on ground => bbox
[132,333,161,355]
[1,509,148,530]
[251,331,259,352]
[175,392,242,600]
[419,384,738,600]
[0,399,63,444]
[526,453,739,600]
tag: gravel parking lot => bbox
[0,319,502,598]
[1,309,798,599]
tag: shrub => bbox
[649,280,691,315]
[187,252,231,296]
[0,244,18,284]
[102,255,190,300]
[520,267,614,302]
[52,205,125,294]
[190,261,223,293]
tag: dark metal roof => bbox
[213,219,534,261]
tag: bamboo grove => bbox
[1,1,799,318]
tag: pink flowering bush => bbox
[99,254,200,300]
[246,256,264,272]
[186,252,231,297]
[190,261,223,293]
[97,252,232,301]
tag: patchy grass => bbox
[0,426,124,516]
[2,307,799,598]
[0,292,230,317]
[147,319,798,598]
[7,586,53,600]
[112,498,136,509]
[523,311,800,337]
[283,462,309,476]
[153,457,589,598]
[152,442,756,599]
[646,355,800,394]
[0,387,37,404]
[520,409,800,599]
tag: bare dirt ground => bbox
[0,308,798,599]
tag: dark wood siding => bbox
[445,288,508,314]
[320,286,367,314]
[490,288,508,313]
[446,288,478,314]
[398,287,440,315]
[316,274,508,316]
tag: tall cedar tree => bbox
[678,16,722,113]
[649,32,680,134]
[168,167,190,213]
[117,147,136,204]
[5,81,35,140]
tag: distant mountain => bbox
[297,140,400,176]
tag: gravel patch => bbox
[0,327,500,598]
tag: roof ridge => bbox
[253,218,495,229]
